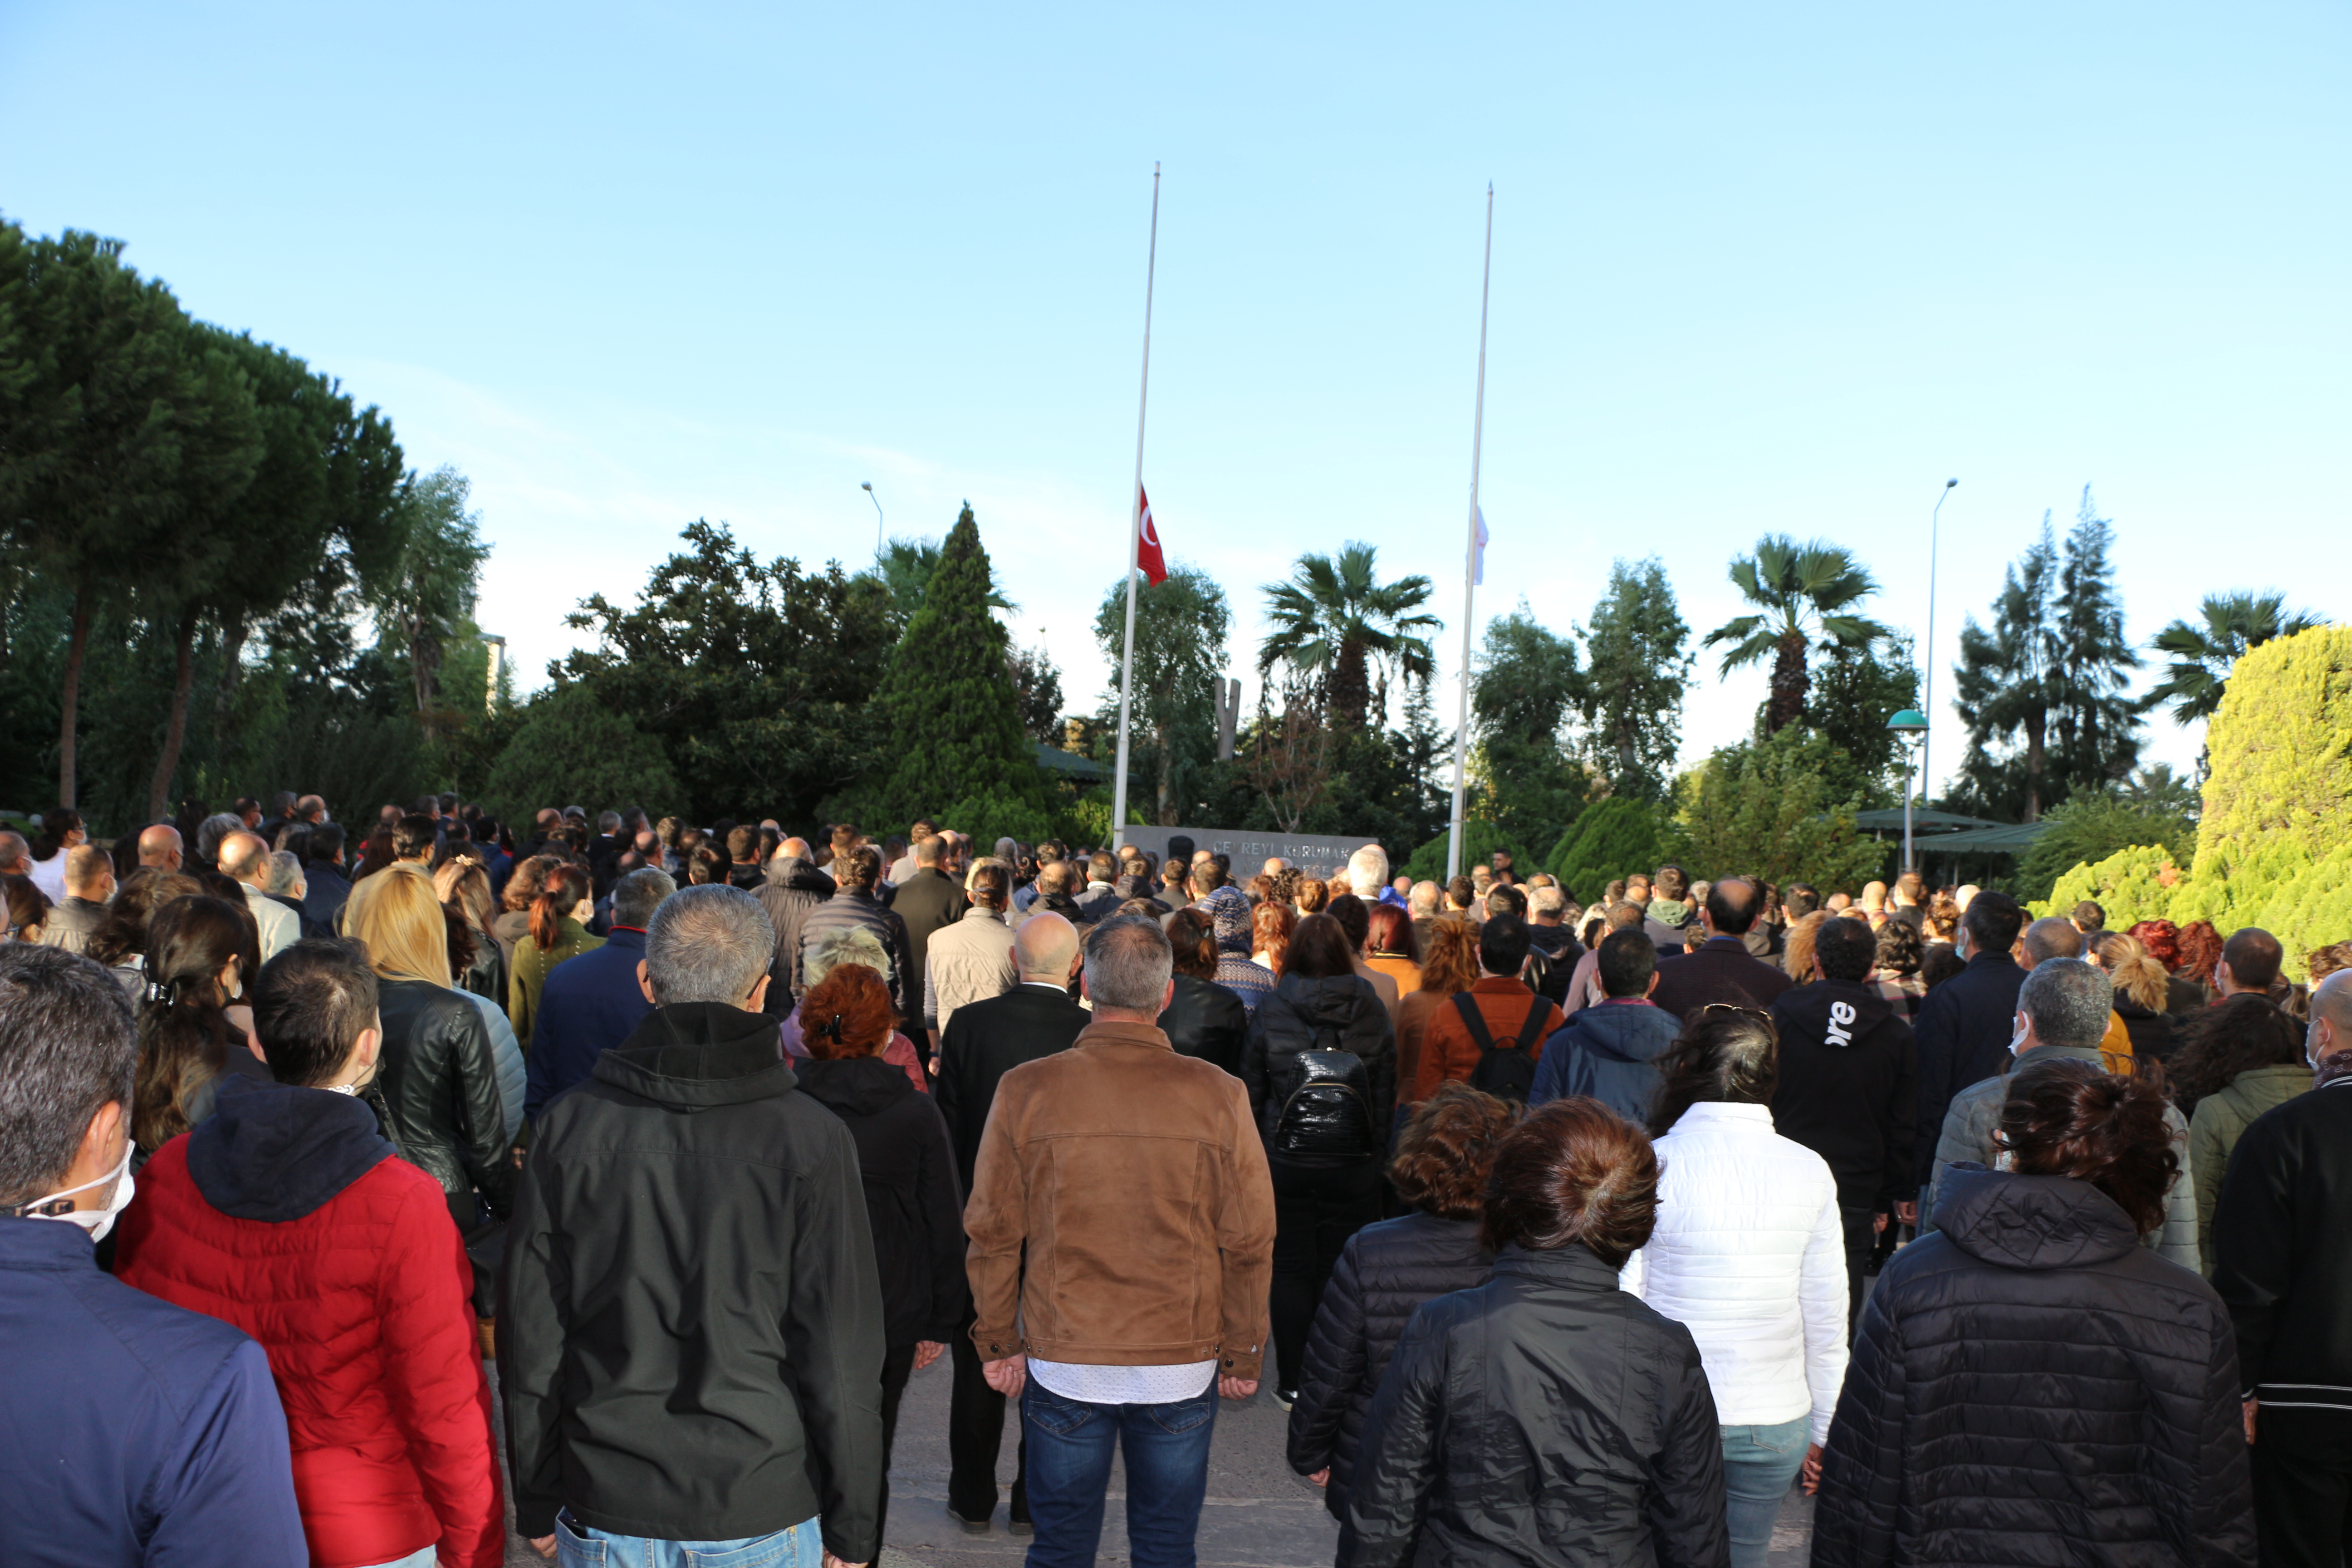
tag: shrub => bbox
[1544,796,1673,906]
[1401,819,1534,886]
[1670,729,1883,894]
[2032,843,2182,926]
[2014,794,2196,904]
[481,684,682,824]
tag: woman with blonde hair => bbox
[781,925,925,1090]
[2092,931,2180,1066]
[507,862,599,1052]
[1294,877,1331,917]
[344,864,515,1226]
[435,859,505,1007]
[1780,910,1831,983]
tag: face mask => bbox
[2008,1020,2029,1058]
[11,1137,137,1244]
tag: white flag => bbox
[1472,505,1489,586]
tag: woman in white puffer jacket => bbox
[1619,1006,1848,1568]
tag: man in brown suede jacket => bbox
[966,914,1276,1566]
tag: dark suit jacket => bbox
[301,863,352,936]
[933,981,1090,1192]
[1909,951,2026,1187]
[1647,935,1795,1023]
[1158,974,1247,1077]
[890,868,968,1002]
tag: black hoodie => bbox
[794,1055,969,1349]
[187,1073,397,1220]
[498,1001,886,1558]
[1770,977,1918,1210]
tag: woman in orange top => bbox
[1396,918,1479,1108]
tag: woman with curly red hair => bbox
[1812,1056,2254,1564]
[792,963,965,1560]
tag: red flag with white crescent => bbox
[1135,485,1168,585]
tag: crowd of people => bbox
[3,791,2349,1568]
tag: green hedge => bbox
[1401,820,1534,886]
[1544,797,1672,906]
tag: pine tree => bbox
[869,503,1040,824]
[1576,559,1691,801]
[2048,491,2143,798]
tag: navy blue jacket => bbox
[1529,999,1684,1124]
[301,862,352,936]
[524,926,655,1122]
[1908,951,2025,1188]
[0,1216,308,1568]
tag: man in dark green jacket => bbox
[501,884,886,1567]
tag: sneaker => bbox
[1009,1518,1034,1538]
[945,1505,991,1535]
[1274,1387,1297,1411]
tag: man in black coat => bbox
[890,836,968,1054]
[1647,877,1793,1023]
[931,912,1088,1535]
[1907,891,2025,1191]
[2214,970,2352,1568]
[299,824,353,935]
[500,885,885,1566]
[1771,914,1918,1328]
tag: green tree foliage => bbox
[556,519,896,827]
[1093,564,1231,825]
[1705,537,1891,734]
[1400,818,1533,886]
[1544,797,1675,906]
[2034,843,2184,926]
[1257,543,1440,728]
[1006,641,1063,744]
[864,531,1014,637]
[1671,729,1883,892]
[866,505,1040,826]
[1576,559,1691,801]
[2147,590,2323,727]
[2014,792,2196,903]
[1798,635,1921,808]
[1951,489,2144,821]
[481,684,681,825]
[369,467,491,720]
[1470,605,1589,852]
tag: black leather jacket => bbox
[1159,973,1248,1076]
[375,978,515,1221]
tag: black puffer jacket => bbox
[1159,973,1247,1076]
[798,886,916,1019]
[757,856,834,1012]
[1343,1243,1727,1568]
[1287,1211,1492,1521]
[794,1055,969,1349]
[374,977,514,1223]
[1241,972,1396,1162]
[1812,1164,2254,1568]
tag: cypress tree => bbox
[870,504,1041,824]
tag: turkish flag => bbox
[1135,485,1168,585]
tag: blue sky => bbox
[5,1,2345,799]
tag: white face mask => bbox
[13,1137,137,1244]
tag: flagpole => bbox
[1446,185,1493,883]
[1111,162,1161,853]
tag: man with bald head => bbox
[40,845,117,954]
[216,832,298,962]
[137,823,184,872]
[932,909,1088,1534]
[2215,969,2352,1565]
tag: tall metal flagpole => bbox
[1446,185,1494,883]
[1111,163,1161,853]
[1919,477,1956,829]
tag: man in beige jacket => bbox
[966,914,1276,1566]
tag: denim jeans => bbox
[553,1511,824,1568]
[1719,1417,1810,1568]
[1022,1378,1218,1568]
[354,1548,437,1568]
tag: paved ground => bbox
[494,1359,1816,1567]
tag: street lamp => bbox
[1888,707,1930,872]
[861,482,883,556]
[1920,478,1957,809]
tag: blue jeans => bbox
[1720,1417,1810,1568]
[355,1549,437,1568]
[553,1511,824,1568]
[1022,1379,1218,1568]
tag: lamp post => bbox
[861,481,883,556]
[1920,478,1957,806]
[1888,707,1930,872]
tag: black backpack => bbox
[1273,1021,1377,1161]
[1453,991,1548,1105]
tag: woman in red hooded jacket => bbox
[118,938,501,1568]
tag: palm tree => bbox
[1703,536,1891,734]
[1257,543,1441,727]
[2147,591,2322,724]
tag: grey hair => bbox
[805,926,893,989]
[610,867,676,931]
[994,836,1017,861]
[196,813,245,863]
[644,884,775,1006]
[1407,880,1440,916]
[1348,845,1390,894]
[1529,884,1565,916]
[1082,914,1174,1012]
[2019,957,2113,1051]
[265,850,306,898]
[0,832,27,873]
[0,946,138,1205]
